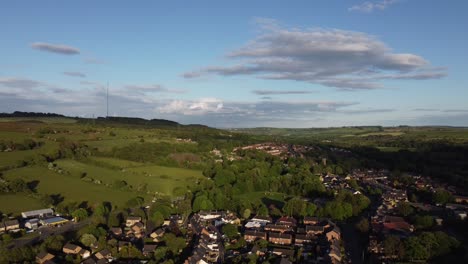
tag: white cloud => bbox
[183,19,445,90]
[349,0,399,13]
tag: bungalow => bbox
[244,230,267,242]
[125,216,141,227]
[143,244,158,256]
[306,225,324,235]
[4,219,20,231]
[36,251,55,264]
[268,232,293,245]
[326,226,341,241]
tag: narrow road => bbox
[8,219,91,249]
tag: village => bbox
[0,159,468,264]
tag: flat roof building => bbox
[21,208,54,219]
[40,217,69,227]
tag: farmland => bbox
[0,117,214,215]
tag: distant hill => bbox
[94,116,181,127]
[0,111,66,118]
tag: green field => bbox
[54,158,204,196]
[0,194,45,215]
[2,165,142,213]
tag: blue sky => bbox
[1,0,467,127]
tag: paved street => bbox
[8,219,90,249]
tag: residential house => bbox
[94,249,112,261]
[303,216,321,225]
[454,195,468,204]
[4,219,20,231]
[276,216,297,227]
[169,214,184,225]
[244,230,267,242]
[455,210,467,220]
[328,239,342,262]
[125,216,141,227]
[251,215,272,225]
[150,228,165,242]
[265,224,293,233]
[143,244,158,256]
[326,226,341,242]
[110,227,122,236]
[268,232,293,245]
[130,222,145,238]
[63,243,91,259]
[295,234,312,246]
[382,215,413,234]
[271,248,295,258]
[199,210,225,221]
[36,252,55,264]
[306,225,324,235]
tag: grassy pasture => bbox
[2,166,140,211]
[54,159,204,196]
[0,194,45,215]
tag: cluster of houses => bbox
[321,174,361,195]
[186,211,241,264]
[232,143,315,159]
[243,215,343,264]
[1,208,69,235]
[36,214,185,264]
[184,210,344,264]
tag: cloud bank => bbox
[184,19,445,90]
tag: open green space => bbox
[0,194,45,215]
[54,159,204,196]
[2,165,141,212]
